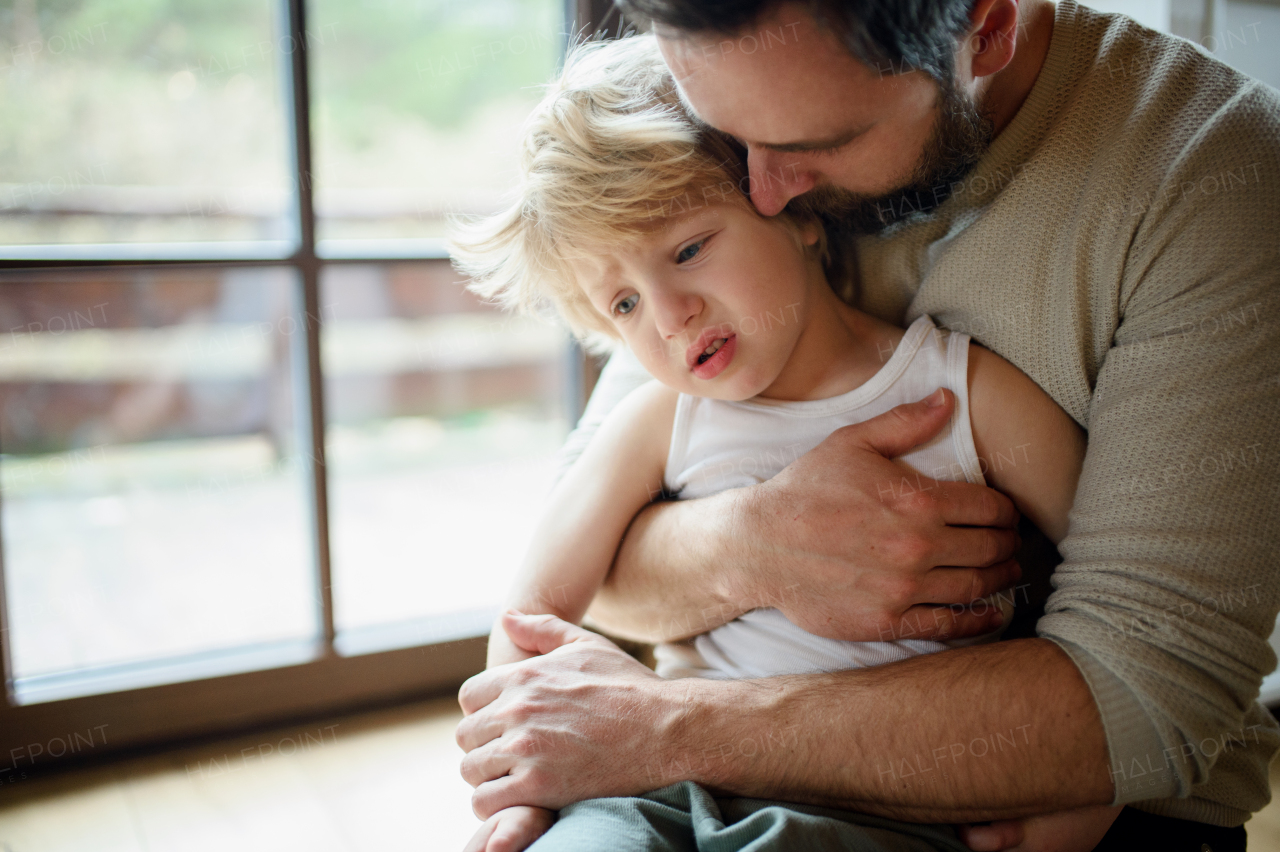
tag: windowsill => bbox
[11,638,326,705]
[0,241,298,262]
[10,609,498,707]
[316,238,450,260]
[334,608,496,658]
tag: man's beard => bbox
[789,80,995,235]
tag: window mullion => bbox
[280,0,335,652]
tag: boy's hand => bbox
[958,804,1123,852]
[463,805,555,852]
[485,619,540,669]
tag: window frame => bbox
[0,0,620,768]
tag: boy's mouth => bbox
[686,331,737,380]
[697,337,727,365]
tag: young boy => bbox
[451,33,1119,852]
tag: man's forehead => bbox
[656,10,905,147]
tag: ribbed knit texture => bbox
[851,0,1280,826]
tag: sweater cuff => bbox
[1044,636,1178,805]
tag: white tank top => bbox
[654,315,1005,680]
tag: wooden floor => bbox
[1,696,1279,851]
[0,696,477,851]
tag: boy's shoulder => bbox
[596,379,681,454]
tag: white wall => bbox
[1084,0,1173,31]
[1219,1,1280,89]
[1084,0,1280,89]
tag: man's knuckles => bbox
[975,488,1005,526]
[473,787,506,820]
[892,487,943,518]
[974,527,1004,566]
[455,717,477,751]
[458,675,486,715]
[474,771,559,818]
[880,530,935,572]
[460,753,488,787]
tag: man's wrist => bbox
[648,672,810,800]
[700,485,761,611]
[651,675,741,791]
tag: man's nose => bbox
[746,147,814,216]
[653,288,704,339]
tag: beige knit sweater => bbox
[567,0,1280,827]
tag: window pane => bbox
[0,0,293,251]
[0,269,316,686]
[321,262,566,644]
[308,0,563,251]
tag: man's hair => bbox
[617,0,976,83]
[449,34,827,349]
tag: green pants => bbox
[528,782,972,852]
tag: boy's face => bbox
[569,200,821,400]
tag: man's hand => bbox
[457,612,673,819]
[597,388,1022,644]
[459,616,1112,824]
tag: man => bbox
[456,0,1280,849]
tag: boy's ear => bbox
[804,223,822,247]
[798,218,822,247]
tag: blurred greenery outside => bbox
[0,0,572,677]
[0,0,565,243]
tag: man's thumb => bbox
[851,388,954,460]
[501,610,592,655]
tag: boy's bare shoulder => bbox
[593,379,680,460]
[965,342,1086,543]
[609,379,679,424]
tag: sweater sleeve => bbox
[1036,81,1280,825]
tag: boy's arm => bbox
[966,343,1087,545]
[486,380,678,668]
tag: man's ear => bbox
[964,0,1020,79]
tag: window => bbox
[1,0,618,760]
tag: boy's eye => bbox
[613,294,639,316]
[676,239,706,264]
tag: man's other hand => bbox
[725,388,1021,642]
[457,612,671,820]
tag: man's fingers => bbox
[930,481,1020,528]
[834,388,955,460]
[930,524,1021,570]
[460,742,517,790]
[917,560,1022,608]
[456,705,509,753]
[458,669,504,717]
[501,610,602,656]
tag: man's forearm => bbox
[661,637,1113,822]
[590,491,751,642]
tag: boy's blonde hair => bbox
[448,34,826,349]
